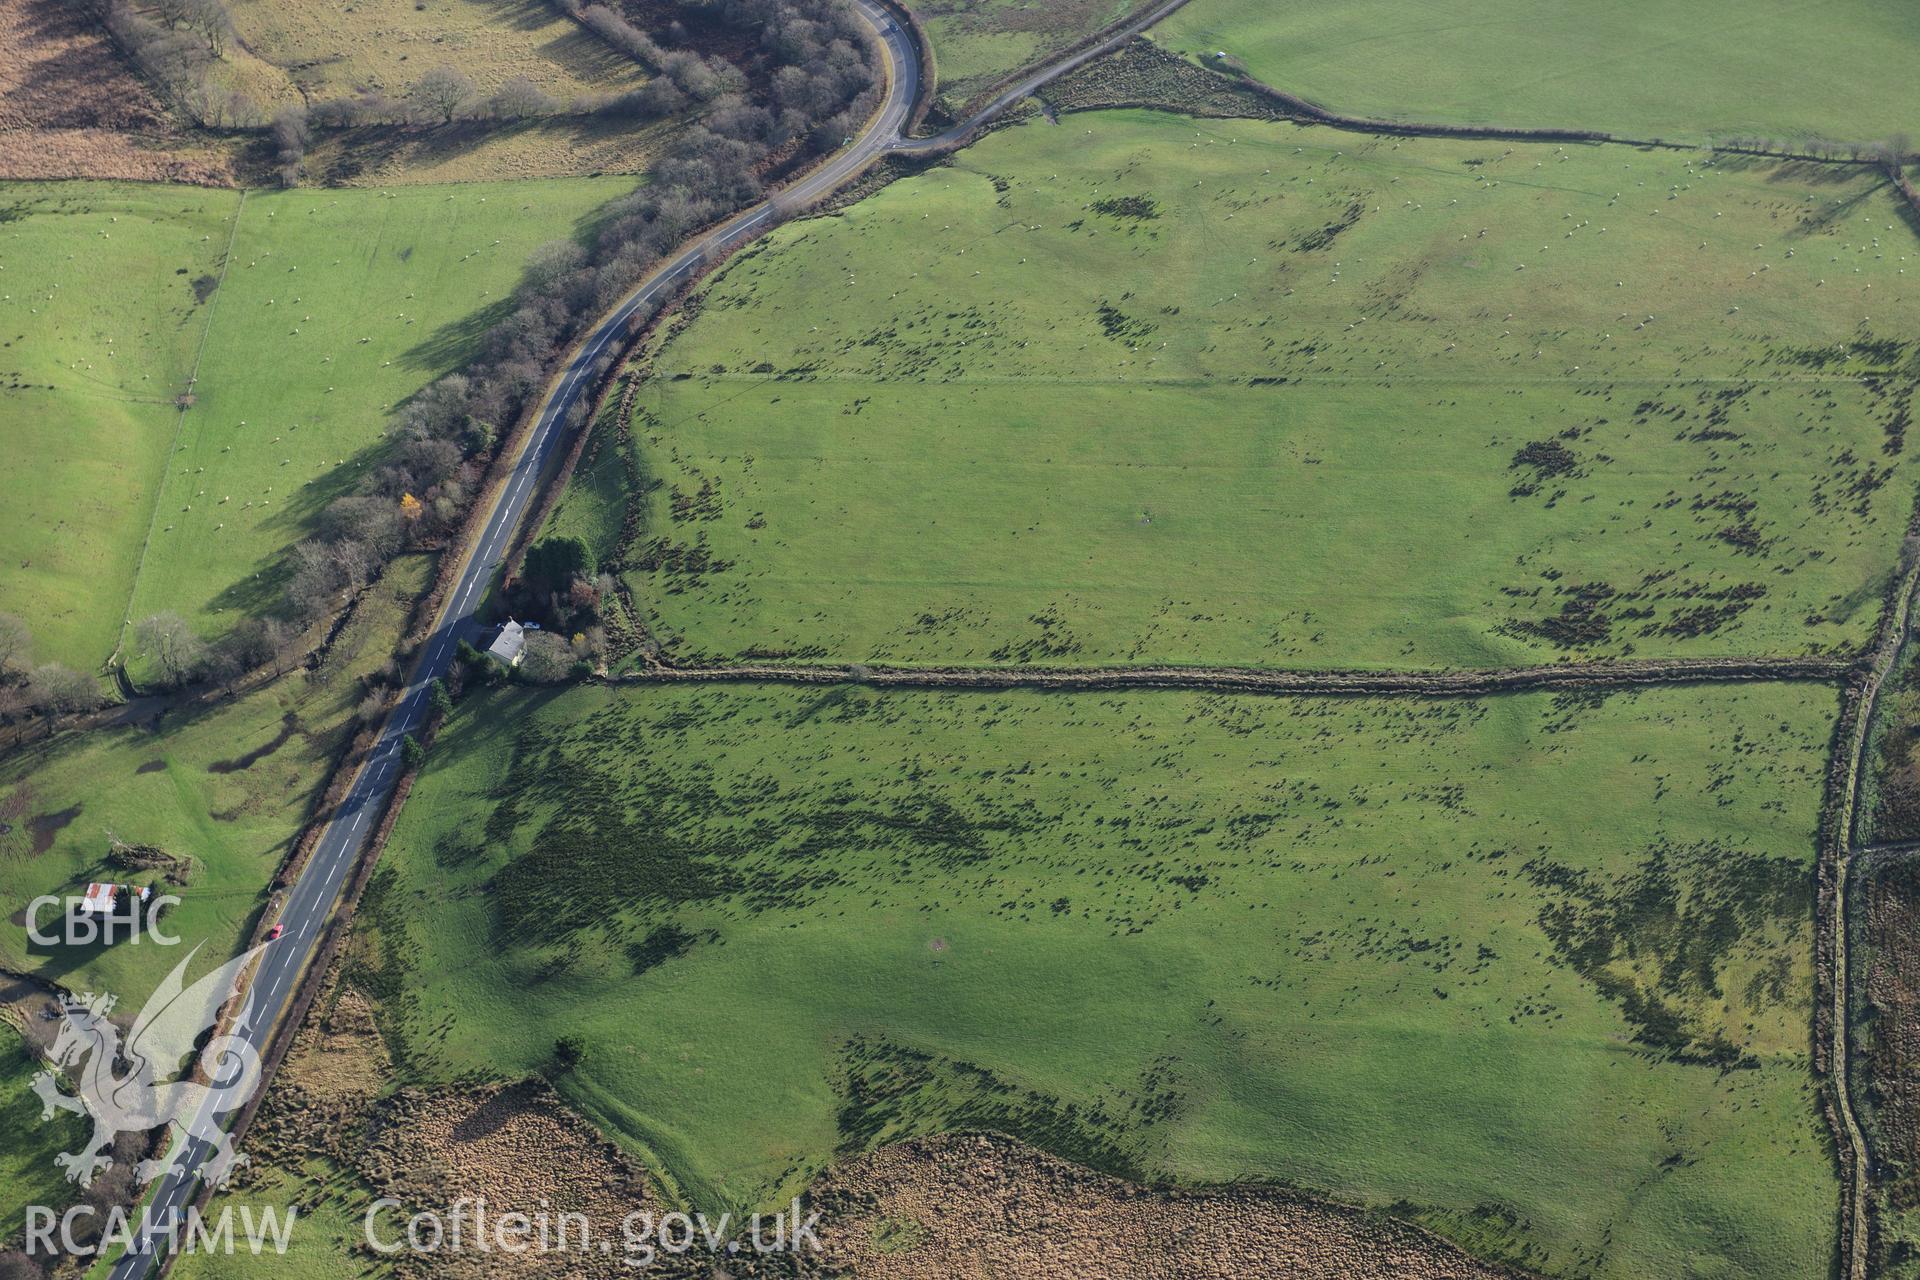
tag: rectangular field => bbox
[609,110,1920,669]
[0,184,242,668]
[1153,0,1920,145]
[362,678,1839,1279]
[118,178,622,666]
[1,177,624,674]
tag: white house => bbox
[487,619,527,667]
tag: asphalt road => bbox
[103,0,1206,1261]
[104,5,919,1275]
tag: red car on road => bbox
[266,924,284,941]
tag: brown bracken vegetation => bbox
[808,1132,1532,1279]
[0,0,234,183]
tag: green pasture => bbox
[0,1025,82,1246]
[120,177,622,672]
[0,178,621,677]
[1154,0,1920,145]
[0,184,241,669]
[168,1166,372,1280]
[608,110,1920,668]
[0,555,431,1008]
[543,383,636,563]
[360,677,1837,1279]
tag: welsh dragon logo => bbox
[31,944,268,1189]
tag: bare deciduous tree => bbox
[411,65,476,124]
[182,0,231,57]
[0,612,29,676]
[27,664,102,734]
[271,105,310,186]
[135,611,208,687]
[489,76,557,120]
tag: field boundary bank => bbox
[1820,540,1920,1280]
[1171,53,1908,167]
[106,188,247,675]
[609,654,1849,696]
[908,22,1905,169]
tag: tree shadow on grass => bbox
[1793,180,1894,237]
[321,115,660,190]
[1893,183,1920,244]
[191,167,641,647]
[1710,153,1868,186]
[541,25,645,83]
[398,295,517,374]
[568,180,631,251]
[398,178,634,376]
[498,0,569,31]
[320,120,558,186]
[202,435,396,620]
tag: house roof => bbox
[487,619,526,664]
[79,883,152,913]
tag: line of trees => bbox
[273,0,881,625]
[128,610,301,690]
[0,614,104,738]
[1711,133,1913,164]
[104,0,876,190]
[553,0,740,111]
[39,0,883,710]
[267,47,736,186]
[102,0,265,127]
[0,606,309,738]
[98,0,743,187]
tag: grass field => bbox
[0,184,241,668]
[0,1024,81,1243]
[917,0,1136,101]
[0,554,430,1009]
[1,178,623,675]
[218,0,645,113]
[356,678,1837,1279]
[1153,0,1920,145]
[113,177,620,671]
[544,380,637,560]
[168,1167,370,1280]
[607,110,1920,669]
